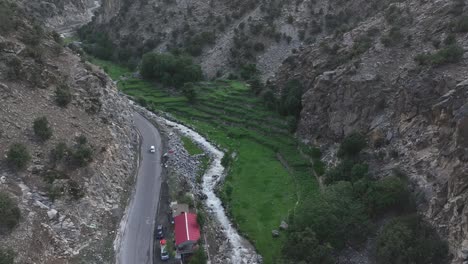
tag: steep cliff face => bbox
[273,0,468,262]
[20,0,101,34]
[0,2,136,262]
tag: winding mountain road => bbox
[117,113,163,264]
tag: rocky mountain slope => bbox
[272,0,468,263]
[0,1,136,263]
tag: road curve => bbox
[117,112,163,264]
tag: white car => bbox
[150,146,155,153]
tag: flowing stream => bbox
[156,116,259,264]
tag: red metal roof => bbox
[174,212,200,246]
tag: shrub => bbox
[313,160,326,176]
[376,215,448,264]
[261,88,277,110]
[239,63,258,80]
[55,85,72,107]
[33,116,52,141]
[43,170,68,184]
[381,27,403,47]
[221,151,233,167]
[6,143,30,170]
[350,36,372,57]
[68,180,84,199]
[0,248,15,264]
[453,16,468,32]
[325,159,367,184]
[196,210,205,230]
[0,1,19,35]
[140,52,203,87]
[280,79,303,117]
[189,247,207,264]
[282,228,334,264]
[355,176,411,216]
[338,132,367,158]
[415,45,464,65]
[0,192,21,233]
[72,144,93,167]
[50,142,69,164]
[182,82,197,103]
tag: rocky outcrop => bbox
[272,0,468,262]
[20,0,101,34]
[0,7,136,263]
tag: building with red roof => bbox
[174,212,201,255]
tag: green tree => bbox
[33,116,52,141]
[294,182,371,249]
[140,53,203,87]
[182,82,197,103]
[239,64,258,80]
[361,176,410,216]
[280,79,303,117]
[0,192,21,233]
[282,228,334,264]
[189,247,207,264]
[6,143,30,170]
[50,142,69,164]
[0,247,15,264]
[376,215,448,264]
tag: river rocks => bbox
[272,230,280,237]
[279,221,288,230]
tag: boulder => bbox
[272,230,280,237]
[47,209,58,220]
[279,221,288,230]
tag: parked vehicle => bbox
[150,145,155,153]
[155,224,164,239]
[160,240,170,261]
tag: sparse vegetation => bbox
[0,192,21,233]
[6,143,31,170]
[55,84,72,107]
[415,45,464,65]
[0,248,15,264]
[33,116,52,141]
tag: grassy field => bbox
[181,136,204,156]
[90,60,318,263]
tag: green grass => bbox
[89,59,318,264]
[181,135,204,155]
[88,57,131,80]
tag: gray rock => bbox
[272,230,280,237]
[47,209,58,220]
[279,221,288,230]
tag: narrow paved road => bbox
[117,113,163,264]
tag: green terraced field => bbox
[89,59,318,264]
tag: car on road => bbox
[155,224,164,239]
[150,145,155,153]
[160,240,170,261]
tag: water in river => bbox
[157,117,259,264]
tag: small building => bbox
[174,212,201,256]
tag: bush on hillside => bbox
[0,192,21,233]
[282,228,334,264]
[0,248,15,264]
[239,63,258,80]
[325,159,368,184]
[415,45,464,65]
[33,116,52,141]
[280,79,303,117]
[0,1,19,35]
[55,84,72,107]
[182,82,197,103]
[140,52,203,88]
[337,132,367,158]
[376,215,448,264]
[50,142,69,164]
[354,176,411,216]
[453,16,468,32]
[6,143,30,170]
[381,27,403,47]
